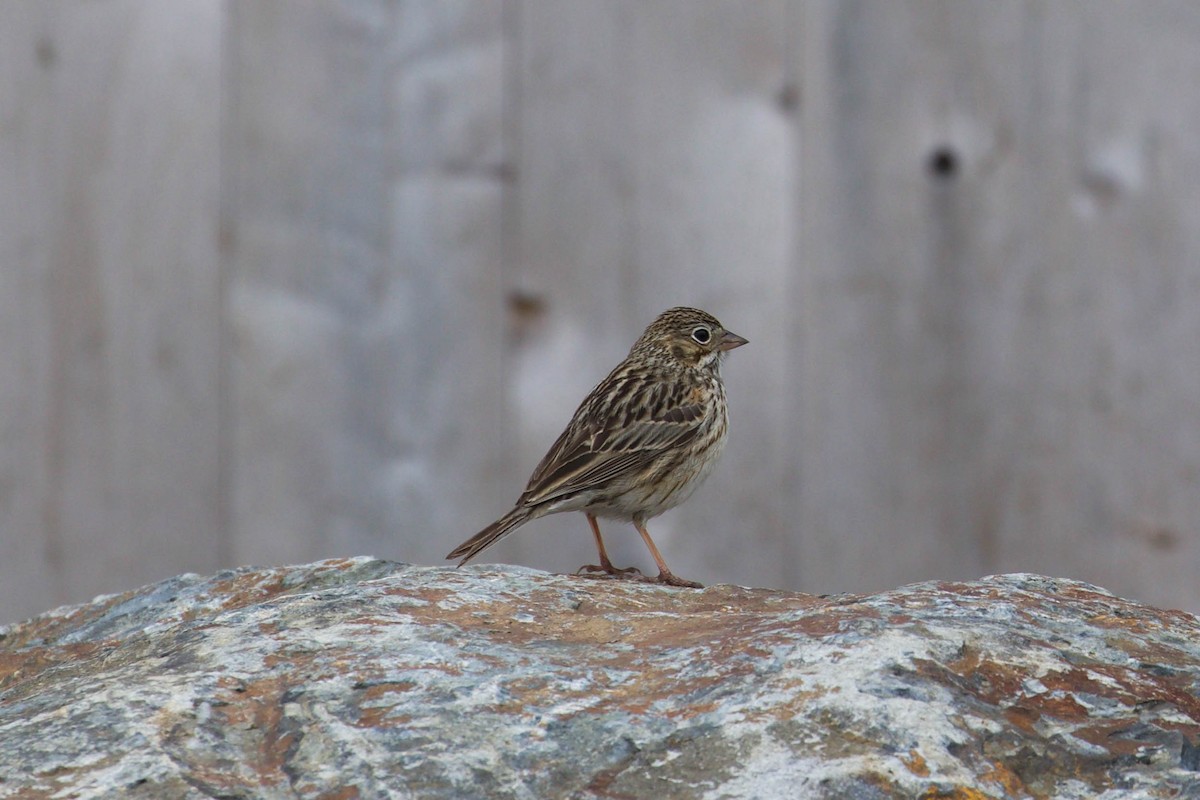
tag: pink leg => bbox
[576,513,642,578]
[633,518,703,588]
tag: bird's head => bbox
[631,307,748,371]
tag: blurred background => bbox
[3,1,1200,622]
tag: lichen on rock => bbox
[2,558,1199,799]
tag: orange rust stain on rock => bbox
[947,645,981,674]
[584,754,641,799]
[1069,662,1200,723]
[383,586,456,604]
[0,641,106,694]
[256,619,282,636]
[350,680,421,727]
[919,788,995,800]
[1003,705,1041,734]
[1036,667,1110,697]
[210,675,286,729]
[206,674,298,780]
[978,761,1027,796]
[301,786,360,800]
[664,699,722,720]
[0,610,95,651]
[584,647,765,720]
[1029,692,1089,721]
[361,679,419,696]
[788,606,884,638]
[1115,636,1195,673]
[901,749,930,776]
[355,703,414,730]
[366,580,833,669]
[915,648,1026,707]
[347,615,401,627]
[261,652,289,670]
[1057,584,1132,603]
[215,674,249,692]
[929,582,1002,603]
[1071,718,1161,755]
[488,675,594,717]
[208,573,291,611]
[261,647,329,672]
[0,651,45,689]
[1087,614,1161,637]
[968,660,1041,707]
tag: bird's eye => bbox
[691,326,711,344]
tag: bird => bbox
[446,306,747,588]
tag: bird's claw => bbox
[575,563,644,579]
[655,572,704,589]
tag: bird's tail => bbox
[446,506,536,566]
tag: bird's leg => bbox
[633,518,703,588]
[576,513,642,577]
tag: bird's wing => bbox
[519,369,706,507]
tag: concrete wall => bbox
[4,0,1199,619]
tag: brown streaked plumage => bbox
[446,307,747,587]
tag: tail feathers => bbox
[447,506,535,566]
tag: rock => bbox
[2,559,1200,799]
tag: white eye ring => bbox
[691,326,711,344]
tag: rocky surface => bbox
[2,558,1200,799]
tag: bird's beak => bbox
[717,330,748,351]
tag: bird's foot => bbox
[654,571,704,589]
[575,562,644,580]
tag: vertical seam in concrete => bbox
[500,0,523,459]
[214,0,235,570]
